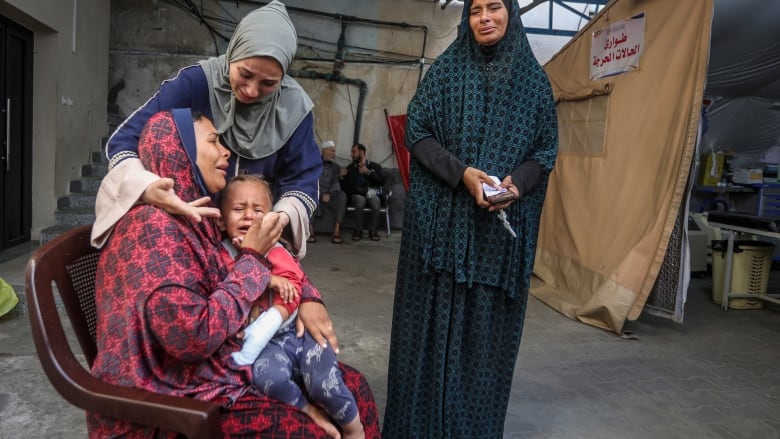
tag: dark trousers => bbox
[314,191,347,223]
[349,193,381,233]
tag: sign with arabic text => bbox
[590,13,645,80]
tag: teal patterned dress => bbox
[382,1,559,437]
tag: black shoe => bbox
[369,231,380,241]
[352,230,362,241]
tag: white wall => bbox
[0,0,109,239]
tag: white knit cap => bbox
[321,140,336,149]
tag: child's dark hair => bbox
[218,174,273,211]
[190,110,205,122]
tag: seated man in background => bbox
[308,140,348,244]
[342,143,385,241]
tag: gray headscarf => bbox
[199,0,313,159]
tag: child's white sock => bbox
[231,307,284,366]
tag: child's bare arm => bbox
[267,275,300,304]
[248,304,263,324]
[235,303,263,340]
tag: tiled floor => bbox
[1,233,778,438]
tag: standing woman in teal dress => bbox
[382,0,558,437]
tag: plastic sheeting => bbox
[385,112,410,192]
[701,0,780,164]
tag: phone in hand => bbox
[482,176,519,205]
[486,191,519,204]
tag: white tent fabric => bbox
[702,0,780,164]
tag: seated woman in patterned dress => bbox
[88,108,379,438]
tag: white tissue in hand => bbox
[482,176,506,197]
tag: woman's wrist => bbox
[300,297,325,306]
[239,247,270,267]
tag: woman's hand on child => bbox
[297,302,340,354]
[241,212,284,255]
[142,177,221,222]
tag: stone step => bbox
[57,192,97,209]
[37,146,106,245]
[81,163,108,178]
[92,149,108,164]
[70,176,103,193]
[54,207,95,228]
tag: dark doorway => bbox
[0,16,33,250]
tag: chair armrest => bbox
[50,360,220,439]
[26,276,220,439]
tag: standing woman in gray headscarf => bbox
[92,1,342,348]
